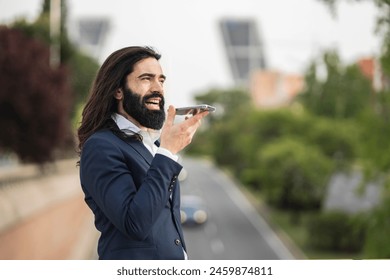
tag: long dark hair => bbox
[77,46,161,153]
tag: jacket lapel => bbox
[125,139,154,165]
[108,120,155,165]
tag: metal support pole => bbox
[50,0,61,67]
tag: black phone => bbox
[175,104,216,115]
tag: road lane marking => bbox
[209,166,295,260]
[204,222,218,236]
[210,238,225,255]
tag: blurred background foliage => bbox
[0,0,99,165]
[1,0,390,258]
[185,0,390,258]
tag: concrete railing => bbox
[0,158,98,259]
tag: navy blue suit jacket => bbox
[79,129,186,259]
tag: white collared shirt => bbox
[111,113,178,161]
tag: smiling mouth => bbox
[145,98,162,109]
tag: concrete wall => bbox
[0,158,98,260]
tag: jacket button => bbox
[175,239,181,246]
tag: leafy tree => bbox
[0,26,72,164]
[12,0,74,64]
[256,138,332,215]
[207,110,255,171]
[194,87,253,121]
[298,51,373,119]
[187,0,390,258]
[306,211,366,253]
[316,0,390,177]
[363,193,390,258]
[0,0,99,164]
[305,117,358,169]
[68,51,99,119]
[11,0,99,120]
[314,0,390,258]
[188,88,256,175]
[189,86,358,191]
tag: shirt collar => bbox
[112,113,140,134]
[111,113,161,142]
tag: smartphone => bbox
[175,104,216,115]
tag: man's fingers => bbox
[160,107,209,154]
[186,111,209,125]
[165,105,176,126]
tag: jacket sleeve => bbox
[80,135,183,241]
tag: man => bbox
[77,46,209,260]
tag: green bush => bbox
[363,194,390,258]
[305,118,358,168]
[256,138,332,211]
[306,211,366,253]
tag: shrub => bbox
[256,138,332,211]
[306,211,366,253]
[363,194,390,258]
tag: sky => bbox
[0,0,381,106]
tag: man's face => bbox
[120,57,166,129]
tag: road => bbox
[179,156,295,260]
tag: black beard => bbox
[122,86,165,130]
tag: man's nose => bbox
[151,79,164,93]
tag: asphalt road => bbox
[179,156,295,260]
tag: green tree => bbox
[0,26,72,164]
[12,0,74,64]
[314,0,390,258]
[316,0,390,177]
[194,87,253,121]
[306,211,366,253]
[68,51,99,119]
[0,0,99,164]
[256,138,332,220]
[298,51,373,119]
[11,0,99,120]
[363,193,390,258]
[187,87,254,165]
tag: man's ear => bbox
[114,88,123,100]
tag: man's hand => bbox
[160,105,209,155]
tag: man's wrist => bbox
[156,147,179,162]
